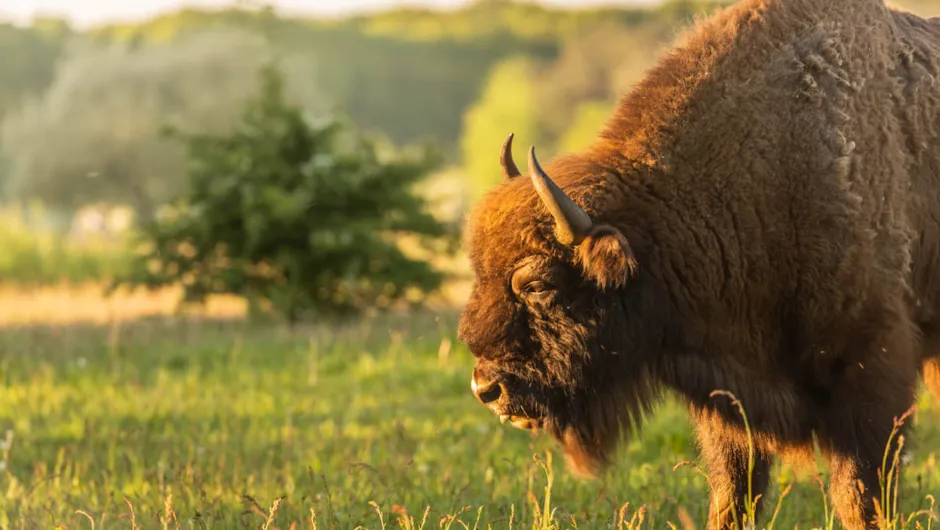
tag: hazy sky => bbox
[2,0,662,27]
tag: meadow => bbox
[0,280,937,529]
[3,0,940,526]
[0,207,937,530]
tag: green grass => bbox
[0,310,937,529]
[0,208,131,286]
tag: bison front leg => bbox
[826,420,911,530]
[822,343,919,530]
[692,407,774,530]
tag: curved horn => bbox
[528,146,593,245]
[500,133,522,179]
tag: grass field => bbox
[0,287,937,529]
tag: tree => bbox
[0,28,323,219]
[0,19,70,120]
[116,63,455,323]
[0,19,72,196]
[459,56,544,203]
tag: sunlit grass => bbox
[0,282,247,326]
[0,287,936,528]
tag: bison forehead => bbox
[466,156,612,279]
[466,180,553,279]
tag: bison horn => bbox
[500,133,522,179]
[528,146,593,245]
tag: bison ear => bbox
[577,224,637,290]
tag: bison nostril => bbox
[476,382,503,404]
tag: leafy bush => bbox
[116,63,455,322]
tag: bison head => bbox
[458,134,669,478]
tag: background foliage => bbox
[0,0,727,209]
[0,0,933,296]
[117,63,453,321]
[0,0,933,301]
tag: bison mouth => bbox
[472,370,622,479]
[499,413,542,432]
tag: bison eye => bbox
[523,281,550,295]
[509,260,553,300]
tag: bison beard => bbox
[456,0,940,529]
[555,381,658,479]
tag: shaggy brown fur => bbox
[457,0,940,529]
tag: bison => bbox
[456,0,940,528]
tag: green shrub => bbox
[116,63,455,322]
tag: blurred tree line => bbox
[0,0,738,215]
[0,0,933,214]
